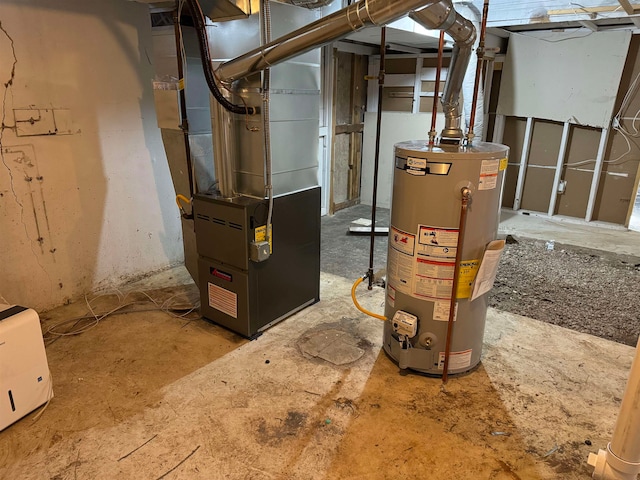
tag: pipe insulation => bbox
[409,0,476,141]
[215,0,446,83]
[589,336,640,479]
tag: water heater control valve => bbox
[391,311,418,338]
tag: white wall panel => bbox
[497,30,631,128]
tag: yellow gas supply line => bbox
[175,194,191,216]
[351,276,387,322]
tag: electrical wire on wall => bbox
[564,69,640,168]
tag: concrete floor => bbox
[498,210,640,258]
[1,207,639,479]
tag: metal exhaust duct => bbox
[215,0,451,83]
[213,0,475,142]
[410,1,476,142]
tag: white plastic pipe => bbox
[589,336,640,479]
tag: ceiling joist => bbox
[617,0,640,15]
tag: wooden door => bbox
[330,50,368,213]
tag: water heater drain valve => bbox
[392,311,418,338]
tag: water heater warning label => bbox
[388,228,416,295]
[433,300,458,321]
[418,226,458,249]
[390,227,415,256]
[438,349,472,370]
[208,282,237,319]
[479,159,500,190]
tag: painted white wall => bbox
[361,112,445,210]
[0,0,182,310]
[498,30,631,128]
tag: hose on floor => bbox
[351,277,387,322]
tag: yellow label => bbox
[499,158,508,171]
[255,224,273,254]
[456,259,480,299]
[178,78,185,90]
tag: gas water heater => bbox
[382,141,509,375]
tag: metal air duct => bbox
[410,1,476,142]
[215,0,445,83]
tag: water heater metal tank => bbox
[383,140,509,375]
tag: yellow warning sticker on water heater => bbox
[499,157,508,171]
[456,259,480,299]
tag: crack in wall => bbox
[0,20,20,206]
[0,20,54,299]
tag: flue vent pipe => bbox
[216,0,444,83]
[589,336,640,480]
[410,0,476,142]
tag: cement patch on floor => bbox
[298,328,367,366]
[0,272,632,479]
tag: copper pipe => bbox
[442,187,471,383]
[467,0,490,142]
[429,30,445,146]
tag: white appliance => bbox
[0,304,53,430]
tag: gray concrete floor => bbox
[498,210,640,258]
[1,206,639,479]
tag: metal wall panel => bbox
[189,133,216,191]
[183,27,215,135]
[209,2,321,198]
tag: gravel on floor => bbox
[490,237,640,346]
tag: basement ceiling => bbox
[135,0,640,51]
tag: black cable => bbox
[184,0,258,115]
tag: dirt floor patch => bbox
[490,237,640,346]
